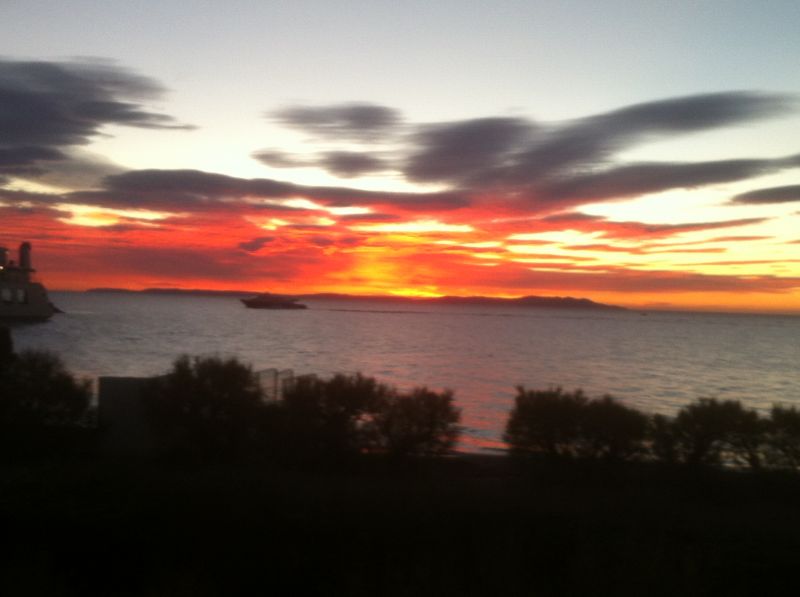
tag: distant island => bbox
[86,288,625,311]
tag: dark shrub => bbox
[649,414,679,464]
[143,355,266,461]
[674,399,730,466]
[765,405,800,470]
[281,372,392,460]
[673,398,765,468]
[579,396,648,462]
[375,387,461,458]
[504,387,588,459]
[0,349,91,458]
[725,405,767,470]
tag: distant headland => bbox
[86,287,625,311]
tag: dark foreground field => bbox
[2,456,799,596]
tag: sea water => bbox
[9,291,800,452]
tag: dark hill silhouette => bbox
[86,288,625,310]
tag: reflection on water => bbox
[11,292,800,452]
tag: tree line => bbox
[1,329,799,470]
[505,387,800,470]
[143,355,460,463]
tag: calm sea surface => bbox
[9,291,800,452]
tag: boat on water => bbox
[241,293,308,310]
[0,242,58,321]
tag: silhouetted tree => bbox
[143,355,266,461]
[281,372,392,460]
[725,404,766,470]
[0,348,91,458]
[375,387,461,458]
[673,398,764,468]
[765,405,800,470]
[649,414,679,464]
[504,387,588,459]
[579,395,649,462]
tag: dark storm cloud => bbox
[6,165,461,215]
[318,152,387,177]
[405,117,534,183]
[731,184,800,204]
[7,79,795,253]
[270,102,401,141]
[0,187,62,206]
[537,158,794,203]
[249,91,798,218]
[0,59,192,142]
[398,92,793,188]
[65,189,182,211]
[251,150,309,168]
[505,92,794,186]
[0,146,64,166]
[252,149,388,178]
[33,149,127,189]
[105,169,295,198]
[0,58,191,180]
[597,91,790,133]
[0,146,64,179]
[0,202,47,216]
[238,236,275,252]
[302,185,467,210]
[97,169,469,212]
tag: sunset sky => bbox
[1,1,799,312]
